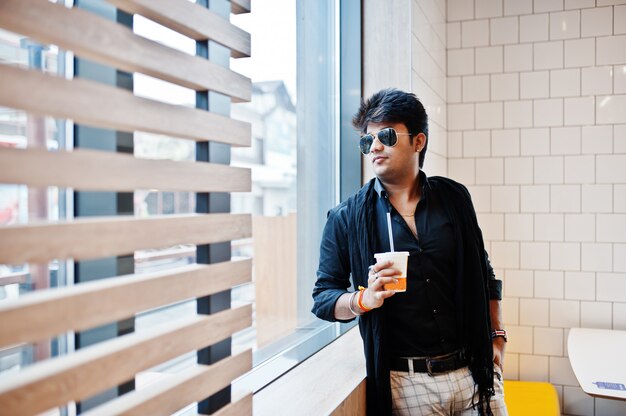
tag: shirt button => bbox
[433,309,438,314]
[440,338,445,343]
[426,278,431,283]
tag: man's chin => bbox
[373,167,390,180]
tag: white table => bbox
[568,328,626,401]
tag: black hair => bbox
[352,88,429,168]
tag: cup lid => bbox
[374,251,410,256]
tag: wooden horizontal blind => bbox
[0,0,253,415]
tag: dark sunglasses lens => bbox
[378,128,397,146]
[359,134,374,154]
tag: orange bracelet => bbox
[357,286,372,312]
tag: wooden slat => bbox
[0,0,251,102]
[212,393,253,416]
[0,271,28,287]
[0,65,250,147]
[231,0,251,14]
[0,259,251,347]
[0,147,251,193]
[107,0,251,58]
[0,213,251,265]
[83,351,252,416]
[135,246,196,263]
[0,305,252,416]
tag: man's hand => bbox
[362,260,398,309]
[492,336,506,371]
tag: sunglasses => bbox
[359,127,413,154]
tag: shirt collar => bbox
[374,170,429,199]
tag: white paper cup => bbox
[374,251,409,292]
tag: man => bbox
[312,89,507,415]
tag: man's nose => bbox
[370,135,384,152]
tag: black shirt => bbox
[312,175,503,415]
[374,172,459,357]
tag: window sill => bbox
[253,326,365,415]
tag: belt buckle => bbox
[425,358,434,377]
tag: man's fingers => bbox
[371,288,395,301]
[376,267,401,277]
[371,276,397,290]
[379,290,396,299]
[370,259,394,274]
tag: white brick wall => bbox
[581,301,613,328]
[492,186,519,211]
[519,354,549,381]
[550,299,581,328]
[493,129,520,156]
[504,269,533,297]
[534,326,564,355]
[505,100,533,127]
[551,69,581,97]
[521,13,549,42]
[521,242,550,269]
[535,0,564,14]
[443,1,626,413]
[413,0,447,176]
[535,270,564,298]
[535,213,564,241]
[549,356,579,386]
[564,38,595,67]
[507,325,533,353]
[520,71,548,99]
[520,128,550,155]
[520,298,550,325]
[521,185,550,212]
[476,45,503,73]
[563,386,594,415]
[614,302,626,329]
[595,398,626,416]
[463,130,490,156]
[582,125,612,154]
[564,271,595,300]
[581,7,613,37]
[553,127,581,155]
[565,215,595,242]
[550,11,581,40]
[535,41,564,70]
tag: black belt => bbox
[390,350,467,376]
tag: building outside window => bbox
[0,0,359,413]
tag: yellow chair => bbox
[503,380,560,416]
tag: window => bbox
[229,0,362,392]
[0,22,71,378]
[127,0,363,395]
[132,0,362,394]
[0,0,362,411]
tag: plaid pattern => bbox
[390,365,508,415]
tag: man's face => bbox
[365,121,425,181]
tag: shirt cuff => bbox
[488,279,502,300]
[312,289,356,323]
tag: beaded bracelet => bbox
[357,286,372,313]
[491,329,508,342]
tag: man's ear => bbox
[415,133,426,152]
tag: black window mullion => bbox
[72,1,135,413]
[195,1,233,414]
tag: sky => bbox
[132,0,297,105]
[230,0,297,102]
